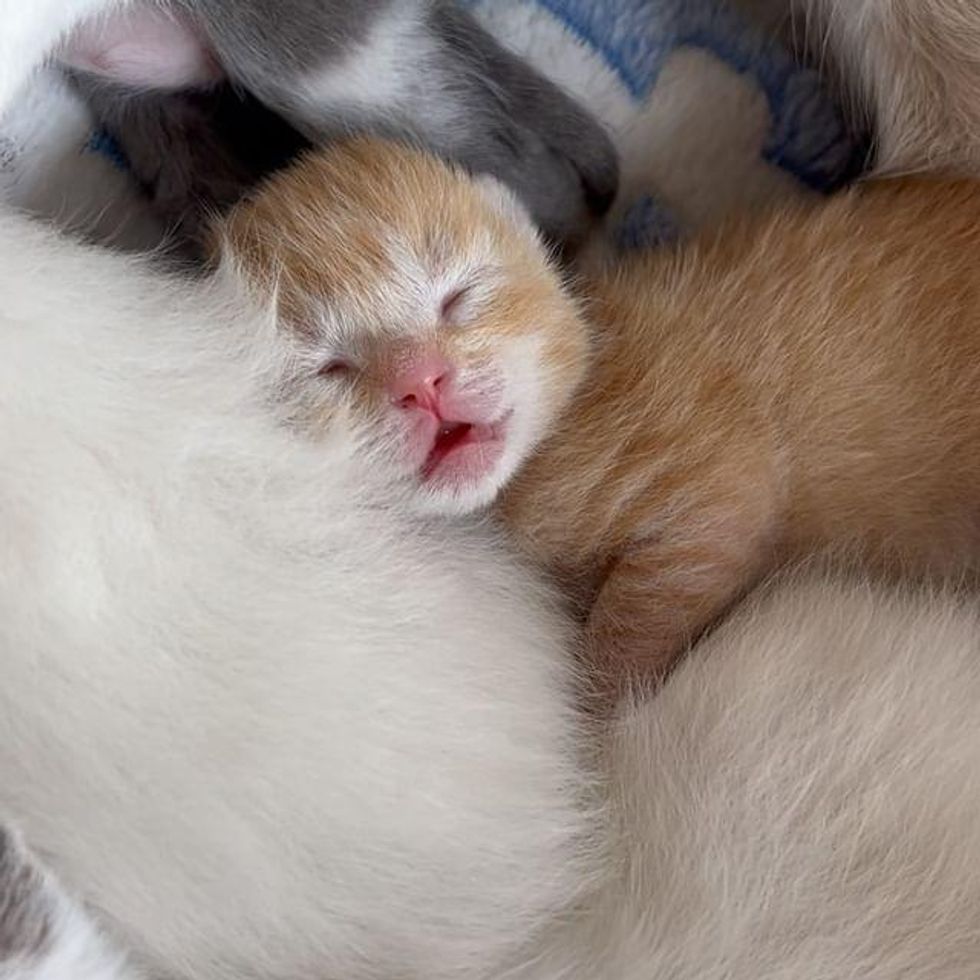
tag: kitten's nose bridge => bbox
[386,346,455,415]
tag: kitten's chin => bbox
[412,449,512,517]
[398,409,514,516]
[410,435,530,518]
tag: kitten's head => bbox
[216,139,591,515]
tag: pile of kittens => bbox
[53,0,980,700]
[214,140,980,697]
[5,0,980,976]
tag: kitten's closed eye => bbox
[440,287,471,324]
[318,358,355,380]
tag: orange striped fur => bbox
[503,176,980,685]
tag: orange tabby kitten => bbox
[502,176,980,681]
[214,140,980,686]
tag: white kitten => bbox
[516,568,980,979]
[0,6,591,979]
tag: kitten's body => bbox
[5,1,980,977]
[10,566,980,980]
[0,145,588,980]
[502,176,980,679]
[513,567,980,980]
[224,140,980,685]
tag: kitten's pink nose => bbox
[388,353,454,416]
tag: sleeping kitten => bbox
[511,565,980,979]
[215,140,980,688]
[0,9,592,977]
[55,0,618,251]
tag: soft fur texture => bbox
[232,138,980,688]
[27,0,861,260]
[792,0,980,174]
[502,174,980,683]
[6,2,980,979]
[514,567,980,979]
[0,6,591,979]
[214,140,588,517]
[0,211,591,980]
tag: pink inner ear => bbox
[59,4,223,89]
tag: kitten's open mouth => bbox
[421,414,511,487]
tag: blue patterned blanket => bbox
[467,0,863,246]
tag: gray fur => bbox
[70,0,618,252]
[0,827,144,980]
[0,830,52,965]
[184,0,395,82]
[193,0,618,243]
[72,75,309,251]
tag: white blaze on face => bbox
[368,245,552,517]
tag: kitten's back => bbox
[644,177,980,555]
[523,177,980,568]
[515,567,980,979]
[0,208,589,980]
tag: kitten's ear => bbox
[472,175,541,241]
[58,4,222,89]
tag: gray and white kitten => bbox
[60,0,619,250]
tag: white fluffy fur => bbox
[516,569,980,978]
[0,178,587,980]
[0,5,589,979]
[0,0,110,115]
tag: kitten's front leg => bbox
[585,493,777,696]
